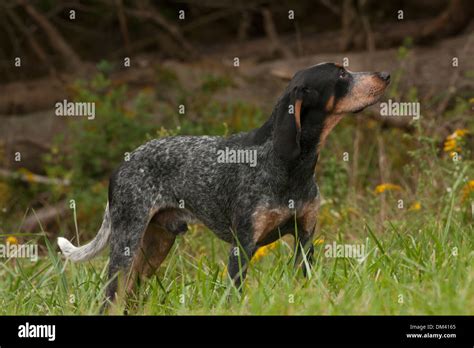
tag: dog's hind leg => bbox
[130,221,176,281]
[102,210,180,313]
[102,204,151,312]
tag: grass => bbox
[1,169,472,315]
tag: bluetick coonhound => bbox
[58,62,390,307]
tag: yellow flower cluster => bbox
[408,201,421,211]
[374,183,402,194]
[313,238,325,245]
[220,238,325,276]
[6,235,18,245]
[443,129,469,154]
[252,238,324,263]
[252,241,278,262]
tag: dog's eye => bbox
[339,70,347,79]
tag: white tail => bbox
[57,203,111,262]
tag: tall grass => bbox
[1,162,472,315]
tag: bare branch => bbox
[115,0,131,54]
[4,4,56,75]
[261,7,294,59]
[124,6,197,57]
[17,0,83,71]
[21,200,69,232]
[0,168,70,186]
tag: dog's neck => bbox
[252,100,332,178]
[289,108,327,180]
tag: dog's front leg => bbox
[294,228,315,277]
[227,241,257,291]
[295,198,319,277]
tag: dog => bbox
[58,62,390,307]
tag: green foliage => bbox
[319,155,349,202]
[61,73,155,185]
[155,71,264,136]
[155,65,179,89]
[200,74,234,93]
[177,100,264,136]
[96,60,115,76]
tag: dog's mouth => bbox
[343,89,386,114]
[333,73,390,114]
[355,86,388,112]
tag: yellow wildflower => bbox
[18,168,36,183]
[443,139,458,152]
[374,183,402,194]
[313,238,325,245]
[453,129,469,137]
[461,180,474,202]
[252,241,278,262]
[449,148,461,158]
[443,129,469,153]
[409,201,421,211]
[6,235,18,245]
[220,241,280,275]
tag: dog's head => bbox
[273,62,390,161]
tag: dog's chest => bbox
[251,198,320,243]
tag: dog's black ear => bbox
[273,86,312,161]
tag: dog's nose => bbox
[378,72,390,83]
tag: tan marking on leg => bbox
[252,206,291,244]
[126,221,176,299]
[298,198,320,233]
[151,209,180,227]
[132,222,176,278]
